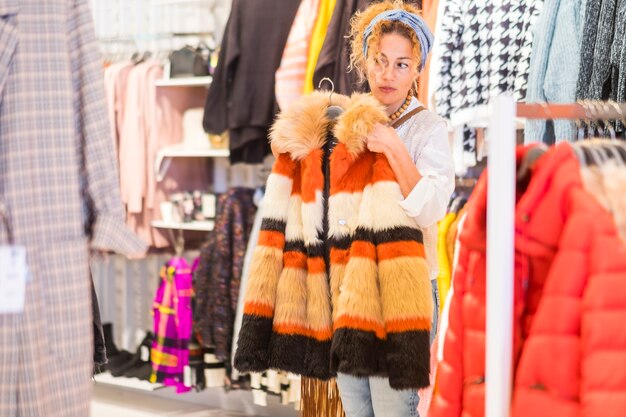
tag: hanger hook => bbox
[602,101,618,140]
[576,100,590,141]
[318,77,336,105]
[587,101,601,138]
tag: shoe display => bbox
[124,361,153,381]
[110,332,155,377]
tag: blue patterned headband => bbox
[362,9,434,71]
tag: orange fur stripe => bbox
[371,154,397,182]
[350,241,376,260]
[307,257,326,274]
[334,315,386,339]
[331,149,374,193]
[244,302,274,318]
[386,317,431,332]
[378,241,425,261]
[291,162,302,195]
[273,323,333,341]
[301,149,323,203]
[330,248,349,265]
[273,153,297,177]
[258,230,285,249]
[284,251,307,269]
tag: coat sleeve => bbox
[70,0,147,257]
[233,154,294,373]
[429,245,468,417]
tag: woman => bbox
[335,1,454,416]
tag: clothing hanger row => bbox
[570,100,626,167]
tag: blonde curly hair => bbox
[349,0,423,86]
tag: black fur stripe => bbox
[284,240,306,253]
[385,331,430,390]
[306,242,325,258]
[351,226,424,245]
[261,218,286,233]
[303,339,334,380]
[269,334,333,380]
[330,328,387,377]
[233,315,273,373]
[268,333,307,376]
[376,226,424,245]
[283,238,327,257]
[329,235,352,250]
[352,227,376,245]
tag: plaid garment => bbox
[0,2,145,416]
[150,258,194,393]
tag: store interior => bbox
[2,0,626,416]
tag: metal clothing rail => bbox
[455,96,626,417]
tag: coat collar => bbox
[269,91,388,160]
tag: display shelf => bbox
[93,372,165,392]
[155,76,213,87]
[155,144,229,181]
[151,220,215,232]
[157,144,229,158]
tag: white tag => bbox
[0,246,27,314]
[141,346,150,362]
[183,365,192,387]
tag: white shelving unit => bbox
[155,143,229,182]
[94,372,165,392]
[155,76,213,87]
[151,220,215,232]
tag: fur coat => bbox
[234,92,433,390]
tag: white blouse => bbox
[395,98,455,281]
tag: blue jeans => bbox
[337,280,440,417]
[431,278,440,341]
[336,373,419,417]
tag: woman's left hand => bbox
[365,123,402,155]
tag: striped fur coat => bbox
[234,92,433,390]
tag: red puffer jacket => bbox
[430,143,626,417]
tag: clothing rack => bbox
[453,96,625,417]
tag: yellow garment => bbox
[446,204,467,263]
[303,0,337,94]
[437,212,457,315]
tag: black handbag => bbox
[169,44,210,78]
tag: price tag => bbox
[141,346,150,362]
[0,246,27,314]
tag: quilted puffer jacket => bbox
[430,143,626,417]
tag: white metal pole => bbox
[485,95,516,417]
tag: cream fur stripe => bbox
[262,173,293,223]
